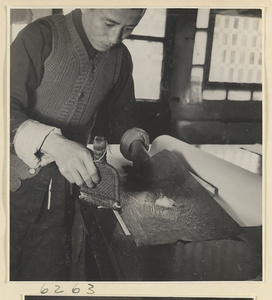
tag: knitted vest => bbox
[10,12,124,191]
[32,12,124,144]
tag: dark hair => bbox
[132,8,147,17]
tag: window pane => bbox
[132,8,167,37]
[209,14,262,84]
[192,31,207,65]
[123,39,163,100]
[196,9,210,28]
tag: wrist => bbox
[13,120,62,169]
[120,128,149,160]
[130,140,150,164]
[41,128,64,158]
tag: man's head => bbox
[81,9,146,51]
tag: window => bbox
[123,9,167,101]
[172,9,262,144]
[209,12,262,85]
[203,9,262,98]
[188,9,262,103]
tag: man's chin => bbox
[93,42,112,52]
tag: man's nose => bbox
[108,27,122,45]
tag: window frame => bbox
[126,8,177,102]
[203,9,262,92]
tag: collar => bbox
[72,9,99,60]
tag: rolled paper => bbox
[149,135,262,227]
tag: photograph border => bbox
[1,0,271,299]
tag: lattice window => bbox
[209,14,262,84]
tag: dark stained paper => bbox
[120,150,243,246]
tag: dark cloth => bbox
[10,163,75,280]
[10,9,138,281]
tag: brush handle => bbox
[93,136,107,161]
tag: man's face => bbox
[81,9,144,51]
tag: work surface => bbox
[80,136,262,281]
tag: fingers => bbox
[75,160,98,188]
[58,149,100,188]
[83,152,100,184]
[60,168,76,185]
[68,168,96,188]
[51,138,101,187]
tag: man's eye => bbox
[125,27,134,32]
[105,23,114,27]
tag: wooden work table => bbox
[79,138,262,281]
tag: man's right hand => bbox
[42,132,100,188]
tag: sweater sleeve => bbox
[10,18,65,168]
[10,19,52,143]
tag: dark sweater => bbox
[10,9,138,145]
[32,12,124,144]
[10,10,139,191]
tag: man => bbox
[10,8,149,281]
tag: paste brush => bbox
[79,136,121,210]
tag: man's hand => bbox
[42,132,100,188]
[129,140,151,166]
[129,139,152,177]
